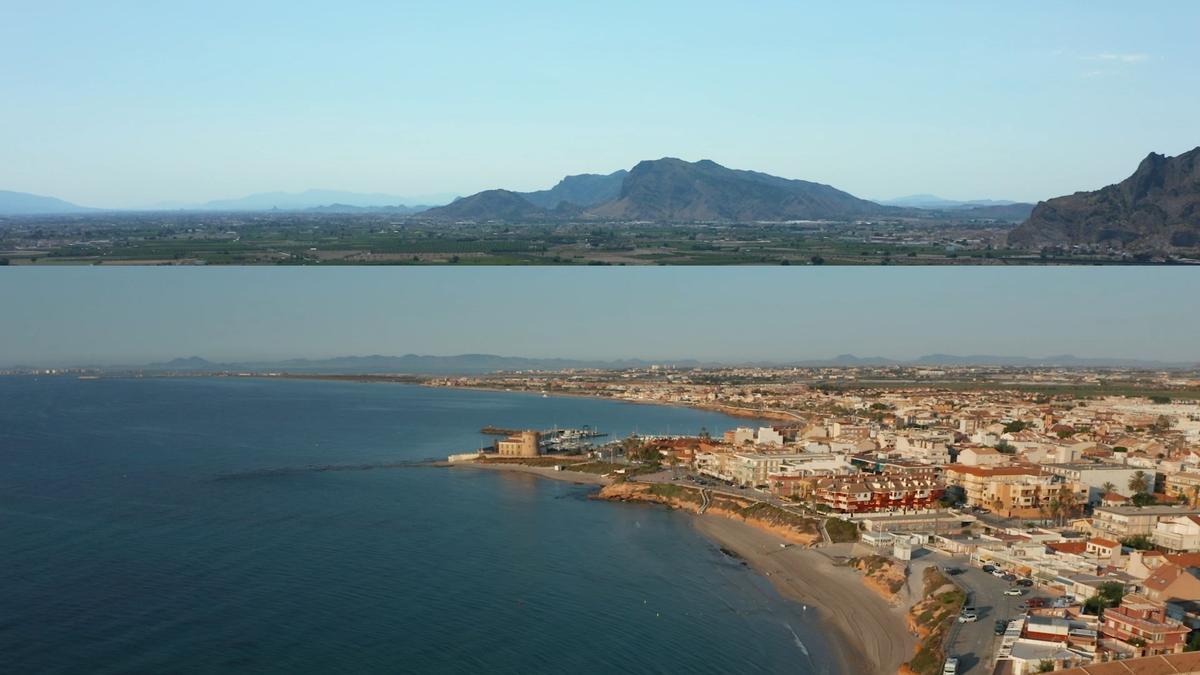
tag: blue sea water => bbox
[0,377,840,674]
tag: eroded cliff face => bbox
[1009,147,1200,250]
[595,483,820,546]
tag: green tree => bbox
[1120,534,1154,550]
[1054,484,1079,525]
[1132,492,1157,507]
[1003,420,1028,433]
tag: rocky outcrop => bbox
[1009,147,1200,250]
[596,482,821,545]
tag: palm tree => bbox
[1100,481,1116,496]
[1056,484,1079,524]
[1129,471,1150,495]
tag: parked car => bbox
[1002,573,1017,582]
[991,569,1006,578]
[1003,588,1024,596]
[1017,578,1034,587]
[943,657,959,675]
[994,620,1008,635]
[982,564,997,573]
[945,567,964,576]
[957,612,978,623]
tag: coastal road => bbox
[940,559,1024,675]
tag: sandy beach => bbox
[453,461,914,674]
[693,515,915,675]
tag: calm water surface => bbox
[1,377,840,674]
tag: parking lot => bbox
[940,558,1055,675]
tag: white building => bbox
[1152,515,1200,553]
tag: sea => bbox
[0,376,841,674]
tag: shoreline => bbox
[425,383,800,422]
[693,516,914,675]
[448,460,613,486]
[464,461,913,675]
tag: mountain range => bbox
[190,189,455,212]
[1,159,1041,222]
[99,352,1197,374]
[0,190,98,215]
[879,194,1021,209]
[1009,146,1200,250]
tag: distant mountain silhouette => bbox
[420,190,548,221]
[303,203,429,214]
[0,190,97,215]
[880,194,1021,209]
[520,170,627,209]
[586,158,889,221]
[131,352,1195,374]
[1009,146,1200,250]
[878,195,1033,222]
[144,354,699,374]
[196,189,453,211]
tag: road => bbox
[940,558,1054,675]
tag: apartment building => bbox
[812,475,944,514]
[1092,505,1200,540]
[1152,515,1200,553]
[1042,463,1141,503]
[942,464,1050,513]
[1100,594,1190,658]
[1165,472,1200,503]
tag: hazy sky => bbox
[2,2,1197,208]
[3,268,1197,366]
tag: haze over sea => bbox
[2,377,838,674]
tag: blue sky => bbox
[2,267,1197,366]
[1,1,1197,208]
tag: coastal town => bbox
[438,365,1200,675]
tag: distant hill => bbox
[143,354,700,374]
[520,170,627,209]
[420,158,896,223]
[198,189,454,211]
[877,195,1034,222]
[952,203,1035,222]
[130,352,1195,374]
[587,158,889,221]
[880,194,1022,209]
[0,190,97,215]
[304,203,429,214]
[1009,147,1200,250]
[420,190,548,221]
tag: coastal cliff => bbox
[900,568,966,675]
[849,555,908,604]
[595,482,821,546]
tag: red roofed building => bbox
[1099,492,1130,507]
[1099,594,1190,658]
[812,475,944,514]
